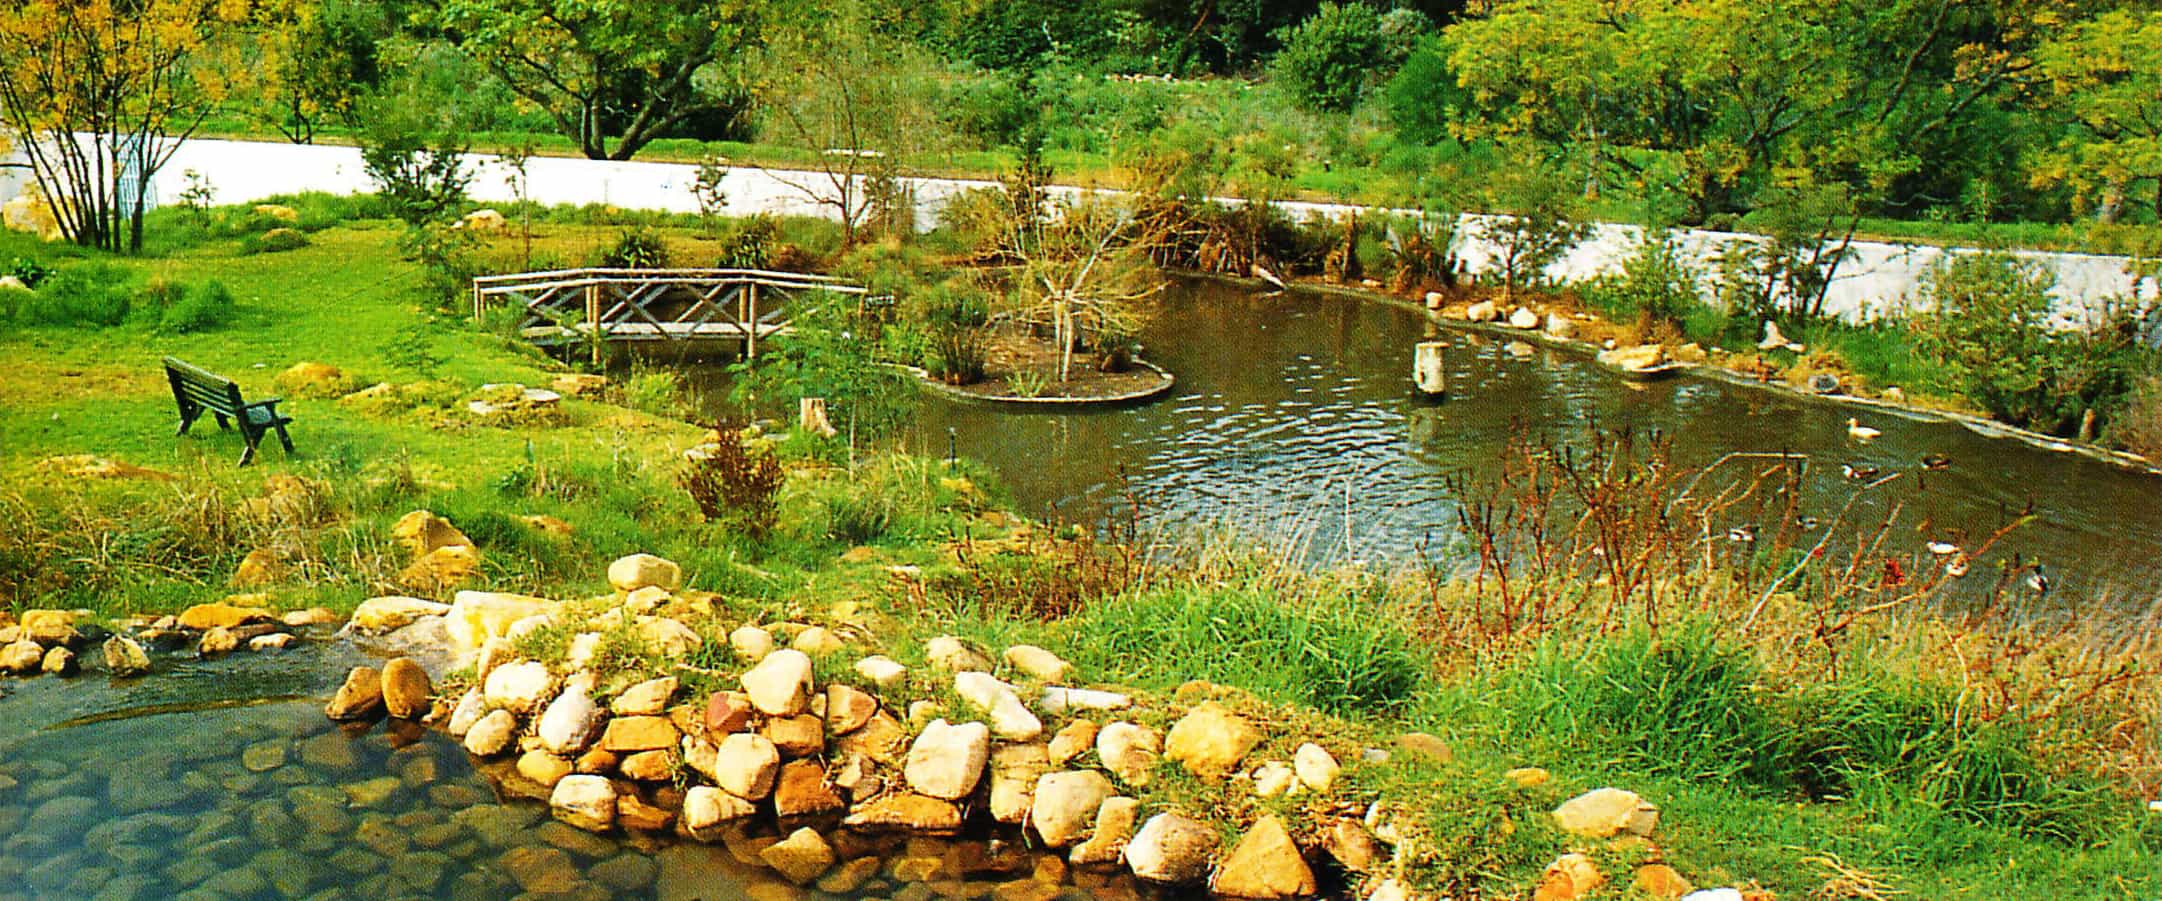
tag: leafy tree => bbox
[1471,143,1589,305]
[433,0,761,160]
[1268,2,1388,113]
[236,0,391,144]
[1385,36,1463,146]
[0,0,244,252]
[2033,9,2162,222]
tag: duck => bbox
[2026,564,2051,596]
[1793,515,1821,530]
[1841,462,1882,481]
[1727,525,1759,543]
[1927,541,1960,556]
[1921,453,1952,471]
[1944,554,1970,578]
[1846,417,1882,442]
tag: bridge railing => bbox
[471,268,868,358]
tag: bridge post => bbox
[585,283,601,369]
[746,282,759,359]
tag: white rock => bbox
[1422,291,1445,309]
[1509,306,1540,329]
[729,625,775,662]
[904,719,991,800]
[463,709,519,756]
[1464,300,1498,322]
[791,626,845,655]
[1544,313,1576,340]
[1368,879,1411,901]
[1040,686,1131,715]
[345,596,450,633]
[482,660,555,713]
[1001,645,1071,682]
[681,785,757,837]
[954,671,1042,741]
[564,632,601,671]
[741,648,814,716]
[637,616,701,657]
[1253,761,1297,797]
[1097,721,1161,787]
[607,553,681,592]
[611,676,677,716]
[926,636,992,672]
[1070,795,1141,867]
[443,590,551,653]
[1294,743,1340,791]
[1125,813,1219,885]
[708,733,780,800]
[854,655,906,687]
[1032,770,1116,848]
[549,774,616,831]
[1683,891,1746,901]
[536,680,603,754]
[445,689,486,737]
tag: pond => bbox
[902,278,2162,616]
[0,644,1167,900]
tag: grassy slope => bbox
[0,220,2153,899]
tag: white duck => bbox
[1846,417,1882,442]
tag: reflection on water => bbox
[904,278,2162,612]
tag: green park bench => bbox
[161,356,295,466]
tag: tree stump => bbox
[1413,342,1447,397]
[799,398,838,439]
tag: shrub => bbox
[160,281,237,334]
[26,262,137,327]
[681,423,785,536]
[2116,377,2162,459]
[618,368,687,419]
[719,215,779,269]
[8,257,53,289]
[596,227,670,269]
[923,280,992,384]
[240,228,312,255]
[1269,2,1389,113]
[1579,234,1704,338]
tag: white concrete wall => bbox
[12,136,2158,335]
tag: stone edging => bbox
[890,360,1177,407]
[1253,275,2162,479]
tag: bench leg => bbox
[214,412,232,431]
[176,405,203,436]
[274,421,295,455]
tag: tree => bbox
[234,0,390,144]
[1268,2,1388,113]
[0,0,242,253]
[998,197,1171,383]
[433,0,760,160]
[752,4,956,248]
[1471,144,1588,305]
[2033,9,2162,222]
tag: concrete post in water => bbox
[1413,342,1447,396]
[799,398,838,438]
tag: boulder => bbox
[926,636,992,672]
[1071,796,1141,868]
[1321,818,1381,873]
[39,646,74,675]
[445,688,487,737]
[1553,787,1658,838]
[637,616,702,657]
[741,649,814,716]
[1032,771,1115,848]
[1039,686,1131,715]
[458,209,507,233]
[272,362,350,398]
[390,511,472,558]
[1635,864,1694,899]
[1125,813,1219,886]
[177,602,271,631]
[599,716,680,753]
[250,634,295,651]
[1,638,45,673]
[1509,306,1540,329]
[705,691,755,736]
[1164,702,1260,780]
[1048,719,1099,767]
[1534,853,1603,901]
[100,636,151,677]
[282,607,340,628]
[729,625,775,662]
[988,742,1049,825]
[537,681,603,754]
[1394,732,1453,763]
[1002,645,1071,682]
[824,684,879,735]
[464,709,519,756]
[854,654,907,687]
[607,554,682,593]
[197,626,240,656]
[346,596,451,633]
[1213,815,1317,899]
[904,719,990,800]
[1252,761,1297,797]
[517,750,573,788]
[619,749,677,781]
[763,713,826,758]
[773,759,846,818]
[483,660,555,713]
[379,657,433,718]
[326,666,385,720]
[682,785,758,838]
[1545,313,1578,340]
[20,610,81,646]
[1597,344,1666,373]
[444,591,550,653]
[232,547,288,587]
[1293,743,1340,791]
[611,677,678,716]
[1463,300,1499,322]
[840,793,962,833]
[760,827,836,885]
[549,775,616,832]
[1506,766,1550,788]
[955,671,1042,741]
[1096,721,1160,786]
[708,733,781,800]
[791,626,845,655]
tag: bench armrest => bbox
[244,397,285,409]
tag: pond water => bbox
[902,278,2162,615]
[0,644,1163,901]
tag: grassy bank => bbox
[1,207,2156,898]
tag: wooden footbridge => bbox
[470,268,870,359]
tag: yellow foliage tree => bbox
[0,0,242,252]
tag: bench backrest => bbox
[163,356,246,415]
